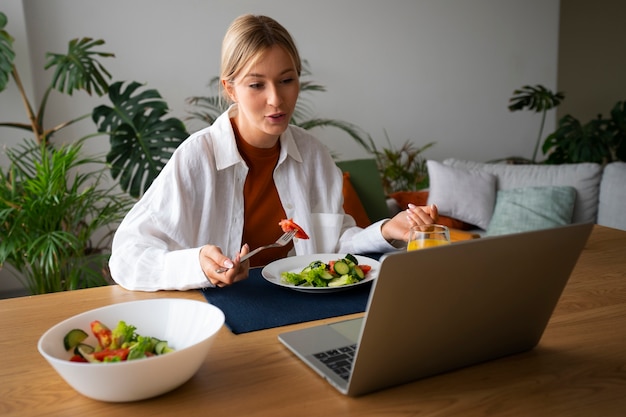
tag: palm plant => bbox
[508,84,565,163]
[0,139,133,293]
[184,61,368,147]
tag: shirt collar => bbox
[214,104,303,169]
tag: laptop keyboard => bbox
[313,344,357,381]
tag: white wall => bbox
[0,0,561,294]
[6,0,560,162]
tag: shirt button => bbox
[286,203,293,210]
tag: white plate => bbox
[261,254,380,293]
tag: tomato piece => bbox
[90,320,113,349]
[279,218,309,239]
[69,354,88,363]
[329,260,336,275]
[93,348,130,362]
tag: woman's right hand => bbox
[381,204,439,243]
[199,244,250,288]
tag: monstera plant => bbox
[542,100,626,165]
[508,84,565,164]
[93,80,188,197]
[0,11,186,293]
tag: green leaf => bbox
[0,139,133,293]
[93,81,188,197]
[0,11,16,93]
[542,113,618,164]
[508,84,564,113]
[44,37,114,96]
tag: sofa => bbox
[338,159,486,241]
[339,158,626,239]
[421,159,626,235]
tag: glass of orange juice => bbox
[407,224,451,251]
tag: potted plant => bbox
[0,11,186,293]
[0,139,133,293]
[348,129,434,195]
[542,100,626,164]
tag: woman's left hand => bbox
[381,204,438,243]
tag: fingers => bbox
[428,204,439,222]
[239,243,250,258]
[199,244,249,288]
[406,203,438,226]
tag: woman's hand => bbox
[381,204,438,243]
[199,244,250,288]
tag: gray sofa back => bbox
[444,159,604,224]
[597,162,626,231]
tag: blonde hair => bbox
[220,15,301,101]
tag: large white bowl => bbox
[37,298,224,402]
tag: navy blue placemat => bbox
[201,268,373,334]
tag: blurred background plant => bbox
[350,130,434,195]
[542,100,626,165]
[506,84,625,165]
[507,84,565,164]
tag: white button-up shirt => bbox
[109,106,395,291]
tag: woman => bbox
[109,14,437,291]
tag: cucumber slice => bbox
[76,344,98,363]
[353,265,365,279]
[333,261,350,276]
[320,270,334,280]
[308,260,326,269]
[154,340,174,355]
[63,328,88,350]
[328,275,352,287]
[344,253,359,265]
[74,343,94,356]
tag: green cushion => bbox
[486,186,577,236]
[336,159,389,222]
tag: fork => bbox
[215,230,297,273]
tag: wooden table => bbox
[1,225,625,417]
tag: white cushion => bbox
[597,162,626,231]
[426,160,497,230]
[443,159,603,224]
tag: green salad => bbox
[280,254,372,288]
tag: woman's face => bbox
[223,45,300,148]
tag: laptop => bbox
[278,222,593,396]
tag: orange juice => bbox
[407,239,450,251]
